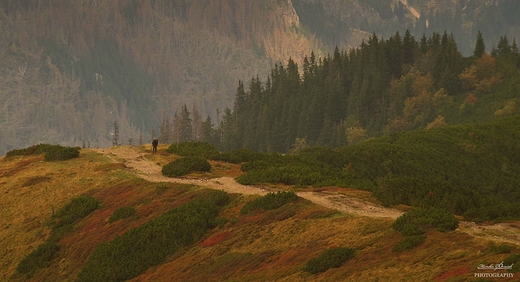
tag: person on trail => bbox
[152,138,158,153]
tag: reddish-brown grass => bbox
[200,231,232,247]
[4,146,520,282]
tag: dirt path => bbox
[92,146,520,245]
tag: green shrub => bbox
[240,191,299,214]
[43,145,80,161]
[161,156,211,177]
[15,195,99,278]
[211,148,266,164]
[487,243,511,254]
[339,116,520,220]
[303,247,355,274]
[166,141,219,158]
[503,253,520,273]
[108,206,136,223]
[15,242,60,277]
[392,207,459,235]
[392,235,426,252]
[77,190,230,282]
[52,196,100,230]
[5,144,79,161]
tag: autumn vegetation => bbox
[2,144,520,281]
[161,156,212,177]
[15,196,99,278]
[192,31,520,154]
[6,144,80,161]
[76,190,230,282]
[303,247,355,274]
[240,191,299,215]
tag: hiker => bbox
[152,139,158,153]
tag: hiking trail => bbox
[92,146,520,246]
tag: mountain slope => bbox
[2,144,520,281]
[0,0,322,156]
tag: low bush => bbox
[52,196,100,230]
[211,148,266,164]
[5,144,79,161]
[392,207,459,235]
[108,206,136,223]
[15,196,99,278]
[15,242,60,278]
[166,141,219,158]
[503,253,520,273]
[391,207,456,252]
[240,191,299,215]
[303,247,355,274]
[77,190,230,282]
[43,145,80,161]
[487,243,511,254]
[162,156,211,177]
[392,235,426,252]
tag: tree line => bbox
[164,30,519,153]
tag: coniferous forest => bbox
[166,31,519,153]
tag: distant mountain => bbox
[1,0,519,156]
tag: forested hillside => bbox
[193,31,520,152]
[0,0,321,156]
[294,0,520,56]
[2,0,520,157]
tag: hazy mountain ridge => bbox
[1,0,520,156]
[0,0,326,156]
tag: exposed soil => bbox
[92,146,520,246]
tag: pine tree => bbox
[179,104,192,142]
[200,115,215,144]
[402,29,417,65]
[112,120,119,146]
[474,31,486,57]
[191,104,201,141]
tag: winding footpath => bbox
[93,146,520,245]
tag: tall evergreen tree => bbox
[474,30,486,57]
[402,29,417,65]
[179,104,192,142]
[200,116,215,144]
[191,104,201,141]
[112,120,119,146]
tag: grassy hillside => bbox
[1,144,520,281]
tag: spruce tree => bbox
[112,120,119,146]
[474,31,486,57]
[179,104,192,142]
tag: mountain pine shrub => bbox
[108,206,136,223]
[303,247,355,274]
[503,253,520,273]
[166,141,219,158]
[240,191,299,214]
[392,207,459,235]
[77,190,230,282]
[5,144,79,161]
[392,235,426,252]
[15,196,99,278]
[162,156,211,177]
[15,242,60,278]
